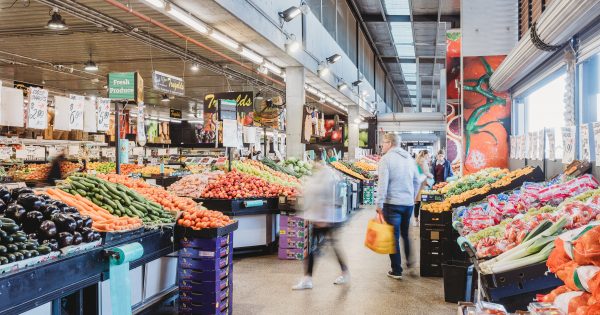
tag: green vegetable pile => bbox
[61,174,175,225]
[279,157,312,178]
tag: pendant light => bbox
[84,51,98,71]
[47,8,68,30]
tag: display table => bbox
[0,227,177,315]
[194,198,279,250]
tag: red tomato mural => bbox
[446,30,462,173]
[462,56,511,174]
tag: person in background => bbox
[326,148,338,163]
[414,150,433,227]
[377,133,422,280]
[47,152,66,185]
[292,150,349,290]
[432,149,453,184]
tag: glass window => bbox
[307,0,322,21]
[336,2,348,53]
[348,12,357,65]
[322,0,336,39]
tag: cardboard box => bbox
[179,277,231,293]
[279,227,308,238]
[178,264,231,282]
[179,285,231,304]
[279,215,306,229]
[179,243,232,260]
[179,297,229,315]
[278,247,308,260]
[279,234,308,249]
[178,254,232,271]
[180,233,232,250]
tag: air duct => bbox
[489,0,600,92]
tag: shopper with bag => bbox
[292,151,349,290]
[376,133,423,279]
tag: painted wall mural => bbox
[446,30,462,175]
[462,56,511,174]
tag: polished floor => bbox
[232,206,456,315]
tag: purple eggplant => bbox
[53,214,77,233]
[38,220,57,239]
[42,238,59,251]
[72,232,83,245]
[40,204,60,220]
[11,187,33,201]
[46,200,68,209]
[81,216,93,229]
[0,200,6,215]
[0,187,11,204]
[61,206,79,214]
[80,227,94,242]
[57,232,73,248]
[5,204,26,222]
[17,194,45,211]
[22,211,43,233]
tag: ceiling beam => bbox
[381,57,445,63]
[362,14,459,25]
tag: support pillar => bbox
[347,104,360,159]
[285,67,306,158]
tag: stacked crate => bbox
[178,233,233,315]
[362,181,375,205]
[419,211,453,277]
[278,215,308,260]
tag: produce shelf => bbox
[0,227,175,315]
[194,198,279,216]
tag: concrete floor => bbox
[232,206,456,315]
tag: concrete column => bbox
[285,66,305,158]
[347,104,360,159]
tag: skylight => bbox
[390,22,414,45]
[396,44,415,58]
[383,0,410,15]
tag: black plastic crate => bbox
[420,210,452,228]
[420,244,443,277]
[442,260,477,303]
[420,225,450,241]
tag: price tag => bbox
[132,147,144,156]
[27,88,48,129]
[88,146,100,159]
[0,87,25,127]
[68,145,80,156]
[101,148,116,158]
[97,98,111,132]
[0,147,13,160]
[69,94,85,130]
[28,146,45,160]
[157,148,167,156]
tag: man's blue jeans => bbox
[382,204,414,274]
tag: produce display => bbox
[340,161,374,179]
[0,187,102,265]
[330,161,367,180]
[167,172,223,198]
[201,170,297,199]
[139,165,175,176]
[261,157,299,178]
[230,160,301,189]
[440,168,508,196]
[278,157,313,178]
[46,188,142,232]
[8,162,81,181]
[467,182,600,258]
[185,164,208,174]
[422,167,536,213]
[539,225,600,315]
[59,174,175,225]
[432,182,447,190]
[87,162,142,175]
[95,174,197,213]
[353,160,377,172]
[177,205,234,229]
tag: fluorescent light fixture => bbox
[142,0,165,8]
[263,62,283,75]
[167,6,209,34]
[362,90,369,96]
[170,119,182,124]
[158,118,170,122]
[210,31,239,50]
[240,47,264,64]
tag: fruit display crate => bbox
[175,221,239,240]
[194,198,279,216]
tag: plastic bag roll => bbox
[108,242,144,315]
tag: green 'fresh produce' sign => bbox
[107,72,136,100]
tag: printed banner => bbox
[519,135,526,159]
[562,126,576,164]
[581,124,591,162]
[97,98,111,131]
[69,94,85,130]
[462,55,511,174]
[509,136,516,159]
[547,128,555,161]
[26,88,48,129]
[446,30,462,175]
[53,96,71,131]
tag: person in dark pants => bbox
[46,153,66,185]
[292,151,349,290]
[376,133,423,279]
[432,149,453,184]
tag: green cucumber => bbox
[6,253,15,262]
[114,209,122,217]
[36,246,51,255]
[103,198,117,208]
[20,250,31,259]
[76,189,87,196]
[0,218,15,224]
[30,250,39,257]
[11,234,26,243]
[1,223,19,234]
[13,252,23,261]
[6,244,18,253]
[0,245,6,255]
[0,256,8,265]
[70,181,86,190]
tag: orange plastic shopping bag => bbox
[364,213,397,254]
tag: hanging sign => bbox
[222,119,239,148]
[547,128,555,161]
[107,72,143,103]
[152,71,185,96]
[169,109,182,119]
[519,135,526,159]
[581,124,591,162]
[26,87,48,129]
[83,98,97,132]
[136,103,146,146]
[562,126,576,164]
[14,81,43,98]
[0,87,24,127]
[97,98,111,131]
[243,126,257,144]
[204,91,253,114]
[594,122,600,166]
[537,130,545,160]
[69,94,85,130]
[101,147,116,159]
[53,96,71,131]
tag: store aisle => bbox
[232,206,455,315]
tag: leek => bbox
[486,242,555,274]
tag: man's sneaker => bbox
[387,271,403,280]
[292,277,313,290]
[334,272,350,285]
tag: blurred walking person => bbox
[377,133,423,279]
[414,150,433,227]
[432,149,453,184]
[292,150,349,290]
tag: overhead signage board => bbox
[152,70,185,96]
[218,99,237,121]
[203,91,253,114]
[169,109,182,119]
[26,87,48,129]
[107,72,143,103]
